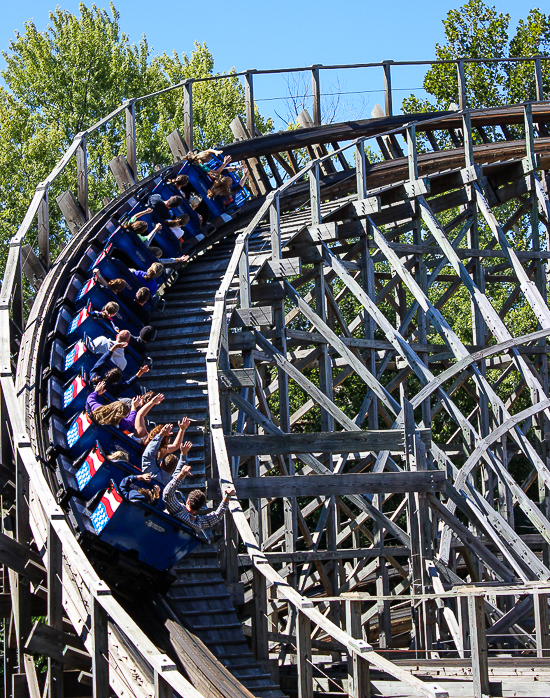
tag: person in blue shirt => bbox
[119,472,164,507]
[142,421,192,487]
[129,262,164,295]
[147,193,183,221]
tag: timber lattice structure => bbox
[3,56,550,698]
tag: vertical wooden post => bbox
[239,240,251,307]
[468,594,490,698]
[245,71,256,137]
[355,141,367,201]
[76,135,89,220]
[457,59,467,110]
[535,57,544,101]
[154,671,173,698]
[183,80,194,152]
[311,66,321,126]
[383,61,393,117]
[270,194,281,260]
[346,600,370,698]
[251,566,269,661]
[48,524,64,698]
[462,111,474,169]
[296,611,313,698]
[12,247,25,339]
[534,591,550,658]
[125,100,137,184]
[37,188,50,271]
[15,451,31,670]
[91,596,109,698]
[309,163,321,226]
[406,123,418,183]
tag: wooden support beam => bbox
[183,80,193,151]
[91,596,109,698]
[231,307,273,328]
[48,523,64,698]
[166,129,188,161]
[296,611,313,698]
[213,471,444,499]
[125,100,137,182]
[237,547,410,565]
[108,155,135,193]
[468,595,490,698]
[37,188,50,270]
[21,245,46,291]
[346,600,370,698]
[24,621,90,672]
[76,136,89,220]
[224,429,432,456]
[0,532,46,586]
[311,65,321,126]
[154,671,173,698]
[218,368,255,389]
[56,190,86,235]
[251,567,269,662]
[534,591,550,658]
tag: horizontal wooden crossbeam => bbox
[25,621,91,672]
[212,471,444,499]
[0,532,46,585]
[224,429,431,456]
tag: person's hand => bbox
[137,473,152,482]
[178,417,191,432]
[223,487,236,501]
[144,207,153,214]
[223,155,232,165]
[176,255,189,264]
[137,365,150,377]
[111,340,128,350]
[160,422,173,436]
[96,380,107,395]
[92,268,100,280]
[213,149,222,156]
[152,392,165,405]
[153,223,162,232]
[131,395,143,411]
[152,484,161,500]
[180,440,192,455]
[177,464,192,480]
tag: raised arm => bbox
[134,393,164,439]
[160,417,190,458]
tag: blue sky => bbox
[1,1,546,128]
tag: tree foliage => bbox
[0,2,271,268]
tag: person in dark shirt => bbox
[129,326,156,361]
[148,193,183,221]
[119,472,163,507]
[126,287,151,325]
[89,350,149,397]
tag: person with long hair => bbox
[186,148,223,169]
[92,269,131,294]
[168,174,189,195]
[90,395,140,431]
[147,193,184,222]
[90,301,120,333]
[129,262,164,295]
[119,471,163,507]
[122,208,163,244]
[89,353,149,398]
[207,166,249,202]
[142,417,191,482]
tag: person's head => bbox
[104,367,122,385]
[138,487,160,505]
[145,262,164,281]
[188,195,201,210]
[139,326,157,343]
[107,449,129,462]
[150,246,163,259]
[162,453,178,474]
[102,301,119,317]
[116,330,131,344]
[207,176,232,200]
[135,287,150,306]
[166,196,183,208]
[141,390,154,406]
[144,423,169,447]
[172,175,189,188]
[166,215,190,228]
[92,400,130,426]
[108,278,126,293]
[186,489,206,514]
[186,152,200,166]
[129,221,148,235]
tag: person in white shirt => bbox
[92,330,131,371]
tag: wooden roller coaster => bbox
[3,56,550,698]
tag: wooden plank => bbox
[91,597,109,698]
[24,621,90,672]
[250,282,285,303]
[468,595,490,698]
[55,190,86,235]
[346,600,370,698]
[230,307,273,328]
[21,244,46,291]
[48,523,64,698]
[168,620,257,698]
[257,258,302,279]
[237,546,410,565]
[108,155,134,193]
[213,471,444,499]
[534,592,550,658]
[218,368,255,389]
[225,429,432,456]
[296,611,313,698]
[167,128,188,161]
[0,532,46,586]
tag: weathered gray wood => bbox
[125,100,137,182]
[383,61,393,116]
[76,136,89,220]
[91,597,109,698]
[237,546,410,565]
[24,621,89,672]
[346,600,370,698]
[251,567,268,662]
[37,189,49,270]
[48,524,64,698]
[108,155,135,193]
[56,189,86,235]
[224,429,431,456]
[250,282,285,303]
[166,129,188,161]
[230,115,271,195]
[311,66,321,126]
[245,71,255,138]
[468,595,490,698]
[217,368,255,389]
[257,258,302,279]
[154,672,173,698]
[215,471,444,498]
[0,534,45,587]
[231,307,273,328]
[534,592,550,658]
[296,611,313,698]
[21,245,46,291]
[183,80,193,151]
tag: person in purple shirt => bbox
[87,393,140,432]
[129,262,164,295]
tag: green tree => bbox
[0,2,271,271]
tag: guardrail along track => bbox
[4,76,550,698]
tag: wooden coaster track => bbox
[3,55,550,698]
